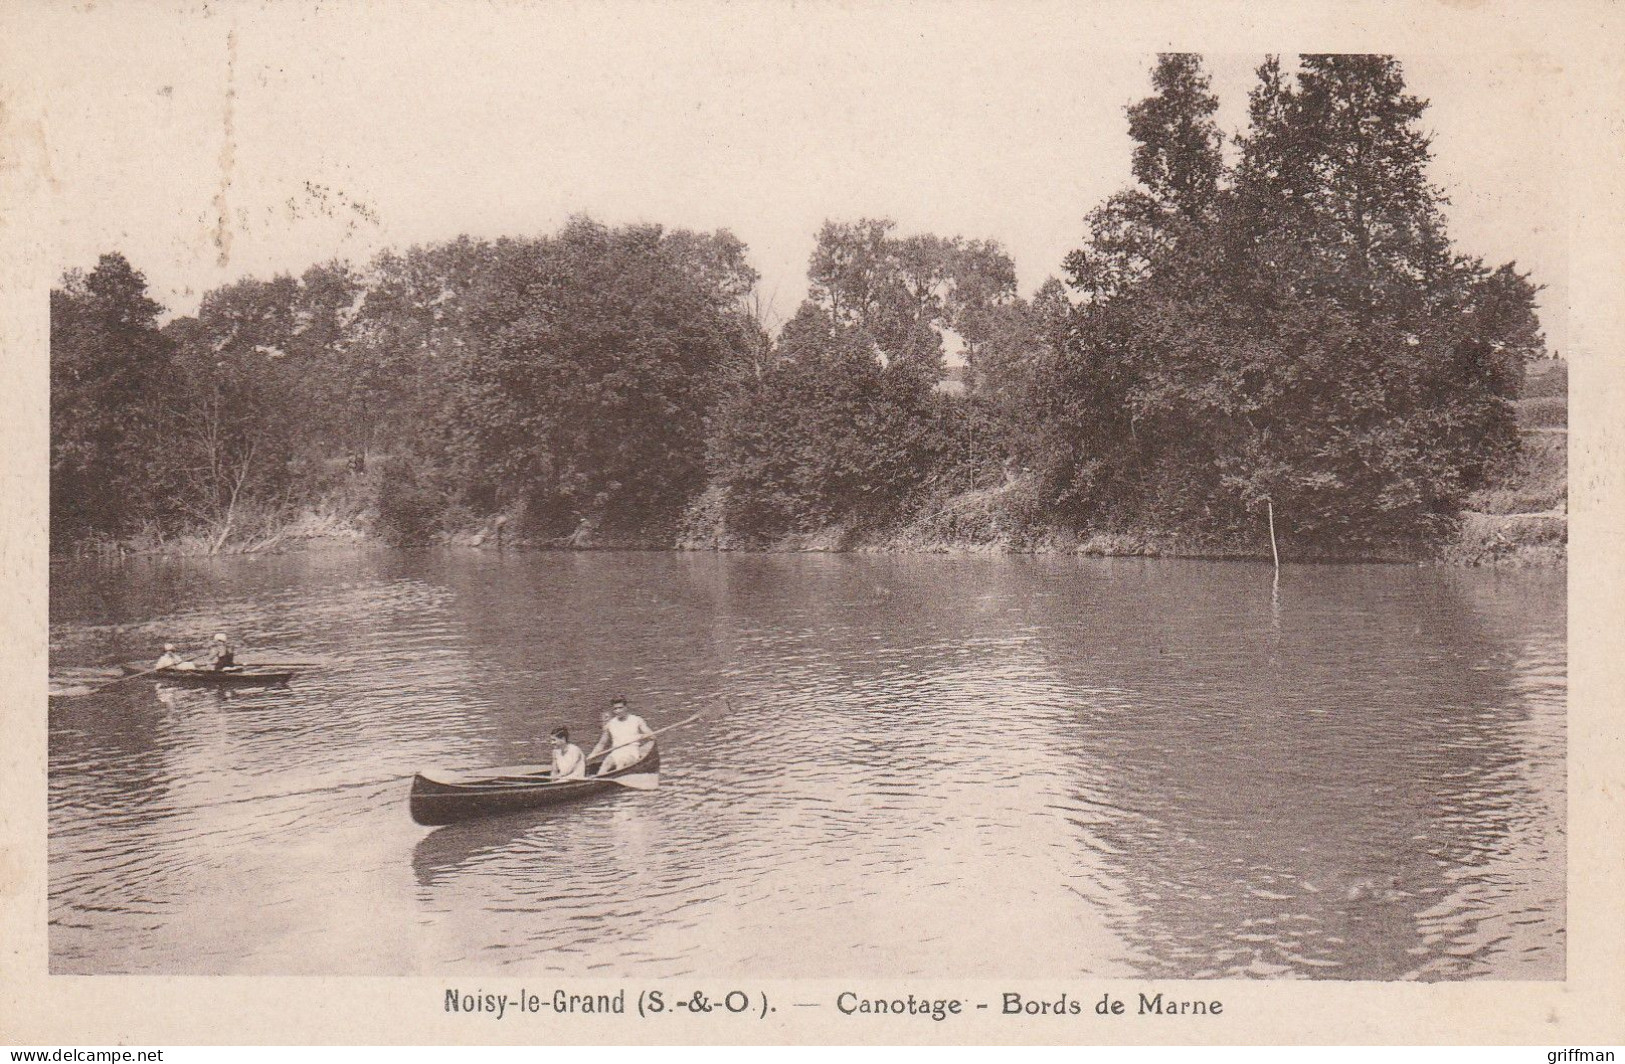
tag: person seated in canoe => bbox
[589,697,654,775]
[207,633,236,671]
[154,643,195,671]
[548,726,587,781]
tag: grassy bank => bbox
[677,475,1427,563]
[66,472,1565,566]
[1444,360,1567,566]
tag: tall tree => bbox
[446,218,755,538]
[1038,54,1541,554]
[158,276,312,550]
[1065,54,1223,307]
[805,219,1019,385]
[1126,52,1224,220]
[705,302,947,538]
[50,253,173,544]
[346,236,495,467]
[1236,54,1452,305]
[283,260,366,462]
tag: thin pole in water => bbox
[1266,497,1280,574]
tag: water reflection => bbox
[1016,562,1565,979]
[49,550,1563,978]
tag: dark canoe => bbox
[121,664,297,687]
[409,743,660,826]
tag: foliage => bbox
[50,254,175,544]
[1126,54,1224,219]
[807,218,1019,385]
[51,219,761,552]
[704,303,946,539]
[704,222,1022,542]
[1031,53,1544,554]
[372,455,449,546]
[50,61,1547,562]
[443,219,758,536]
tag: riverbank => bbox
[57,362,1568,567]
[674,475,1557,566]
[63,489,1563,568]
[56,469,1567,567]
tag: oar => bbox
[600,772,659,791]
[593,699,724,758]
[54,656,203,697]
[84,665,164,693]
[546,698,729,790]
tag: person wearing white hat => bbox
[207,633,236,671]
[154,643,186,671]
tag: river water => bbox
[47,548,1565,979]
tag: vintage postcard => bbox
[2,0,1621,1048]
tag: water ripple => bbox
[48,551,1564,979]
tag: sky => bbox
[8,2,1572,353]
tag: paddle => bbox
[55,654,205,696]
[594,699,722,758]
[84,665,165,692]
[498,698,727,789]
[599,772,659,791]
[592,698,727,787]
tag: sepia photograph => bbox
[3,0,1622,1049]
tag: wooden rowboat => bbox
[120,664,297,687]
[408,743,660,826]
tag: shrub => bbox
[1520,360,1567,399]
[373,457,448,546]
[1514,396,1567,429]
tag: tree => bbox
[1218,55,1526,545]
[445,218,756,537]
[157,277,314,550]
[703,221,1026,541]
[1038,54,1541,554]
[1126,53,1224,220]
[943,237,1021,376]
[283,260,366,462]
[344,237,495,469]
[1064,54,1223,306]
[705,302,948,538]
[1236,54,1453,306]
[806,219,1020,386]
[50,254,173,545]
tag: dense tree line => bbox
[51,55,1544,558]
[51,221,763,549]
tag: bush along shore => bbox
[54,56,1561,568]
[72,405,1567,567]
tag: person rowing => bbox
[207,633,236,671]
[548,726,587,781]
[588,696,654,775]
[154,643,196,671]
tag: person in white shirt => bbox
[548,726,586,781]
[154,643,190,671]
[589,697,654,774]
[207,633,236,670]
